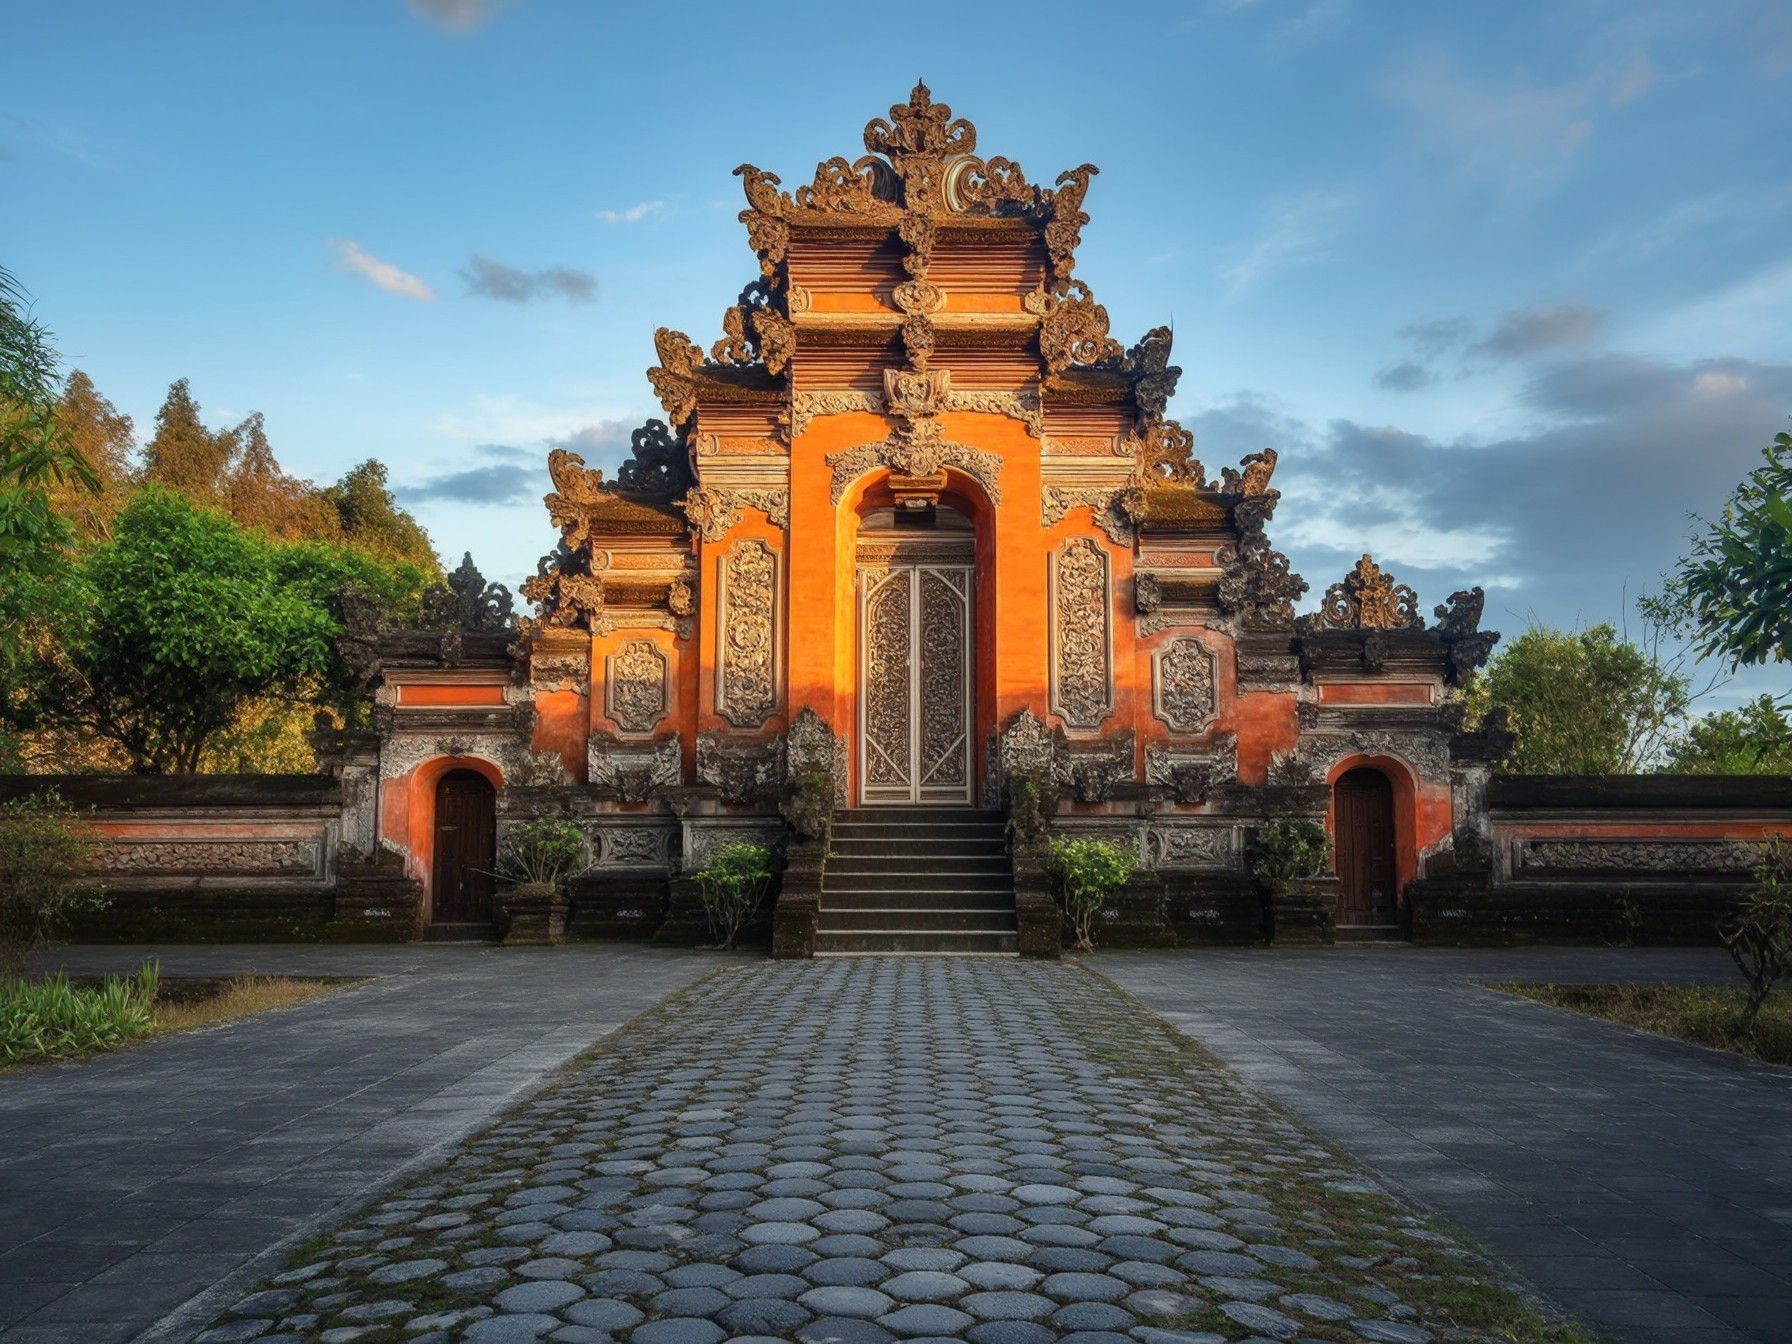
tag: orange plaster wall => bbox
[379,754,504,903]
[1325,753,1453,898]
[396,683,508,707]
[1316,682,1435,706]
[533,687,589,782]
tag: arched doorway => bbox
[432,769,496,924]
[856,501,976,805]
[1333,766,1397,928]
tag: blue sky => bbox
[6,0,1791,699]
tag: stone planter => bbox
[1266,876,1336,946]
[496,881,568,946]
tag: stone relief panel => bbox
[605,639,669,736]
[1144,735,1239,804]
[1152,637,1218,735]
[1290,729,1452,783]
[588,825,677,869]
[588,734,682,803]
[696,732,785,804]
[1050,537,1113,730]
[105,839,326,879]
[1513,838,1759,875]
[379,732,536,783]
[1145,825,1239,870]
[716,539,779,729]
[683,823,786,871]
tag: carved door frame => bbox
[856,559,975,806]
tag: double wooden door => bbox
[1333,766,1397,926]
[857,560,974,805]
[433,769,496,923]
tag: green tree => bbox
[12,489,338,773]
[324,459,439,575]
[1663,695,1792,775]
[1467,623,1691,774]
[1671,429,1792,669]
[140,377,233,500]
[46,370,134,540]
[222,411,338,543]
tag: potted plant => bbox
[693,841,775,950]
[1044,835,1138,951]
[493,818,589,945]
[1247,817,1333,945]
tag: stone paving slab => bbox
[197,958,1567,1344]
[1096,947,1792,1344]
[0,944,716,1344]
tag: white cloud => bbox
[1220,189,1352,296]
[597,200,665,224]
[330,239,434,301]
[407,0,503,33]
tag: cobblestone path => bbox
[197,960,1540,1344]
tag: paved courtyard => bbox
[1100,948,1792,1344]
[189,958,1547,1344]
[0,944,715,1344]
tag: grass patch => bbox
[1,963,356,1068]
[1494,981,1792,1067]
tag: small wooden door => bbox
[1334,767,1397,926]
[433,770,496,923]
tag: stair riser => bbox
[833,809,1003,822]
[814,932,1021,955]
[819,910,1019,933]
[827,859,1013,876]
[828,841,1008,858]
[821,893,1017,912]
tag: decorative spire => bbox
[1301,555,1424,632]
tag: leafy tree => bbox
[46,370,134,540]
[1467,623,1690,774]
[324,459,439,575]
[141,377,234,500]
[222,411,337,543]
[1670,429,1792,669]
[1663,695,1792,775]
[11,489,338,773]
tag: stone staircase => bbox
[815,807,1020,955]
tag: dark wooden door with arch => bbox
[1333,766,1397,927]
[433,769,496,923]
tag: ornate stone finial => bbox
[1433,587,1499,682]
[646,327,706,427]
[1123,326,1181,427]
[423,553,515,633]
[1303,555,1424,632]
[1219,448,1278,497]
[1134,421,1206,488]
[1025,281,1123,373]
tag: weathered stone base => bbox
[1409,872,1744,946]
[564,874,670,941]
[67,887,332,943]
[322,855,424,942]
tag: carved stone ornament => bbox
[1152,637,1218,735]
[645,327,706,428]
[1056,732,1134,803]
[1292,729,1452,782]
[788,391,883,440]
[1514,838,1759,875]
[1433,586,1500,682]
[1302,554,1424,632]
[105,839,325,878]
[1041,487,1133,546]
[1218,448,1279,497]
[1025,281,1123,373]
[1145,736,1238,804]
[1050,538,1114,730]
[591,825,675,868]
[1124,327,1182,429]
[1144,825,1236,870]
[1217,539,1307,633]
[1133,420,1206,488]
[667,576,696,617]
[605,639,669,736]
[696,731,786,804]
[998,709,1060,779]
[716,540,779,728]
[588,733,682,804]
[679,485,789,543]
[826,435,1004,506]
[786,706,848,806]
[529,650,590,690]
[379,731,532,783]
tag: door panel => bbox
[433,769,496,923]
[1334,767,1396,926]
[859,563,973,805]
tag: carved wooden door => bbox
[1334,767,1397,926]
[857,563,974,805]
[433,769,496,923]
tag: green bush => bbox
[694,842,775,950]
[1723,838,1792,1033]
[1045,836,1138,951]
[495,818,588,889]
[0,791,105,978]
[1247,817,1331,892]
[1,962,158,1064]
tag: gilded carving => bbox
[717,540,778,728]
[1041,487,1133,546]
[1026,281,1123,373]
[788,390,882,440]
[1050,537,1113,730]
[645,327,705,428]
[1153,637,1218,735]
[1302,554,1424,632]
[606,639,669,736]
[826,437,1004,506]
[1134,420,1206,487]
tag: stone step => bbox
[818,907,1019,933]
[826,857,1013,876]
[833,808,1004,824]
[422,922,500,942]
[814,929,1020,955]
[828,838,1009,858]
[821,890,1017,912]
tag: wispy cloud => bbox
[330,240,434,300]
[396,444,541,505]
[1378,53,1652,192]
[1468,303,1604,360]
[460,254,597,304]
[597,200,664,224]
[406,0,506,33]
[1221,189,1353,296]
[1398,316,1475,358]
[1374,361,1435,393]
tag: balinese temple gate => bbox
[367,85,1507,954]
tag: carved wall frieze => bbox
[528,651,590,691]
[716,540,779,728]
[788,390,883,440]
[1513,838,1759,875]
[105,839,325,878]
[1041,487,1134,546]
[695,732,786,804]
[589,611,694,641]
[1300,554,1424,633]
[945,388,1043,437]
[588,733,682,804]
[1144,736,1238,804]
[1050,537,1114,731]
[1145,825,1237,870]
[379,731,534,783]
[1153,637,1219,735]
[826,438,1004,506]
[1287,729,1452,782]
[586,825,676,869]
[679,486,790,543]
[605,639,669,736]
[1055,731,1135,803]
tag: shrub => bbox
[1004,765,1061,846]
[1247,817,1331,892]
[1,962,158,1064]
[495,818,588,889]
[1722,838,1792,1034]
[1045,836,1138,951]
[0,791,105,979]
[779,769,834,844]
[694,842,775,950]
